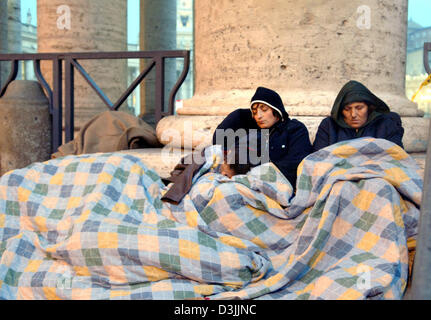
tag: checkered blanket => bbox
[0,138,422,299]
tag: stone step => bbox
[120,148,427,180]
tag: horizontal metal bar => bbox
[0,50,189,61]
[66,50,189,60]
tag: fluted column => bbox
[157,0,429,153]
[37,0,127,132]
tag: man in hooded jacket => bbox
[313,80,404,152]
[212,86,313,189]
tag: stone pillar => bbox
[37,0,127,133]
[0,0,7,51]
[0,0,21,84]
[7,0,21,53]
[157,0,429,153]
[140,0,177,127]
[0,0,8,84]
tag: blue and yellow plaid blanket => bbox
[0,138,422,299]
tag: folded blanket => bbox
[52,110,162,159]
[0,138,422,299]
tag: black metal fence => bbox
[0,50,190,153]
[424,42,431,75]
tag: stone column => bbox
[37,0,127,134]
[0,0,8,84]
[0,0,7,51]
[7,0,21,53]
[157,0,429,153]
[140,0,177,127]
[0,0,21,84]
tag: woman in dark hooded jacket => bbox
[313,80,404,152]
[212,86,313,189]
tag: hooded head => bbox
[250,87,289,124]
[331,80,390,129]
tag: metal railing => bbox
[0,50,190,153]
[407,42,431,299]
[424,42,431,75]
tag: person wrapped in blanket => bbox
[161,132,266,205]
[211,86,313,190]
[313,80,405,151]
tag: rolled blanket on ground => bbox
[52,110,162,159]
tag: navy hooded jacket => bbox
[313,81,404,152]
[212,87,313,189]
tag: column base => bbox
[179,89,424,117]
[156,114,429,153]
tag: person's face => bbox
[251,103,280,129]
[220,162,235,178]
[342,102,369,129]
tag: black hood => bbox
[250,87,289,121]
[331,80,390,129]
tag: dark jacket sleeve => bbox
[313,117,332,152]
[382,112,404,149]
[161,150,206,204]
[273,121,313,189]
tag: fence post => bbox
[154,55,165,123]
[65,57,75,143]
[52,58,63,153]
